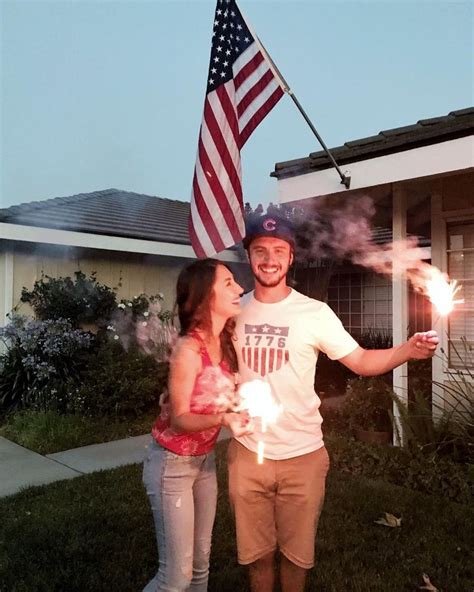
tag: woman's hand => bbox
[222,411,253,437]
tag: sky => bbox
[1,0,473,210]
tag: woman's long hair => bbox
[175,258,238,372]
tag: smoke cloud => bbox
[293,195,450,302]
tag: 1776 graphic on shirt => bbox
[242,324,290,376]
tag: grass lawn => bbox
[0,442,473,592]
[0,410,157,454]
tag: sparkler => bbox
[238,379,281,464]
[424,268,464,317]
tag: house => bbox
[0,189,243,324]
[1,107,472,436]
[272,107,474,429]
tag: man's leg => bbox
[280,554,307,592]
[275,447,330,590]
[249,551,275,592]
[227,440,277,579]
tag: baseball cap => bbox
[242,214,295,250]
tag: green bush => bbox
[326,432,473,505]
[315,328,393,398]
[75,335,168,418]
[0,315,92,413]
[20,271,118,327]
[339,375,393,432]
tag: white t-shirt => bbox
[234,289,358,460]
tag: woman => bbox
[142,258,249,592]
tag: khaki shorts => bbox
[227,440,330,569]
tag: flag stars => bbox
[206,0,258,93]
[262,325,270,333]
[275,328,282,334]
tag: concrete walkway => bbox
[0,434,151,498]
[0,430,231,499]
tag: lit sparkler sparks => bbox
[238,379,281,464]
[424,268,464,317]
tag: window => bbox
[447,222,474,369]
[328,269,431,338]
[327,270,392,336]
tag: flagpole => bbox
[240,10,351,189]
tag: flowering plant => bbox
[109,293,177,362]
[0,314,92,412]
[20,271,117,327]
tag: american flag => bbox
[189,0,284,258]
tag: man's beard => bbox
[254,270,287,288]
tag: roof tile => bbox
[0,189,192,245]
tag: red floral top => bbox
[152,333,237,456]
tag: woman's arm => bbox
[169,336,249,435]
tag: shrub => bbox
[111,293,177,362]
[0,315,92,413]
[339,375,393,432]
[20,271,117,327]
[391,344,474,464]
[74,335,168,418]
[315,352,355,397]
[357,327,392,350]
[325,432,473,505]
[315,328,393,398]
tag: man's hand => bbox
[406,330,439,360]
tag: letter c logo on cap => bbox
[263,218,276,232]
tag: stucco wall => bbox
[9,242,190,319]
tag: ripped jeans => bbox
[142,440,218,592]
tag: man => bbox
[228,213,439,592]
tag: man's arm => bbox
[339,330,439,376]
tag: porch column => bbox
[392,185,408,446]
[430,185,445,419]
